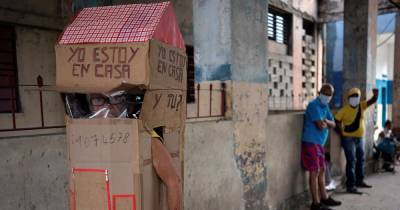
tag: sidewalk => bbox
[332,167,400,210]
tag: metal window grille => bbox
[186,45,195,103]
[0,25,20,113]
[267,7,291,45]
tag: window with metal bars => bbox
[186,45,195,103]
[0,25,20,113]
[267,7,291,45]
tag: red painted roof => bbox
[58,2,185,49]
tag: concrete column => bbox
[343,0,377,157]
[188,0,269,209]
[392,13,400,134]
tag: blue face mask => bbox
[319,94,332,105]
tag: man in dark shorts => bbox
[301,84,341,210]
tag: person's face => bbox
[386,122,392,129]
[89,94,126,117]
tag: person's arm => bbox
[334,109,343,136]
[325,119,336,128]
[325,110,336,129]
[308,103,327,131]
[334,119,343,136]
[315,120,327,131]
[366,88,379,107]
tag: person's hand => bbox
[373,88,379,97]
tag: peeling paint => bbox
[234,139,267,209]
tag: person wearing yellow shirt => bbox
[335,88,378,194]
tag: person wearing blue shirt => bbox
[301,84,341,210]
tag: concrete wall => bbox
[318,0,396,22]
[0,0,61,17]
[0,2,68,210]
[184,120,244,210]
[193,0,231,82]
[291,15,304,108]
[268,0,321,110]
[0,26,65,130]
[265,113,309,209]
[0,1,66,131]
[269,0,317,19]
[0,133,68,210]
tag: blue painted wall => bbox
[325,13,396,108]
[376,79,393,104]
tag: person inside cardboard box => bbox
[88,91,128,118]
[63,91,182,210]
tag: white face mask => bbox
[349,96,360,107]
[319,94,332,105]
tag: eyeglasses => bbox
[89,95,127,106]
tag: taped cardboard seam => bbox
[106,179,112,210]
[73,168,107,173]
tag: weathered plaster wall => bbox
[269,0,317,19]
[230,1,268,83]
[192,0,269,209]
[193,0,231,82]
[393,14,400,132]
[291,15,303,108]
[0,0,60,17]
[0,26,65,131]
[0,133,68,210]
[231,82,268,209]
[265,113,309,209]
[184,120,244,210]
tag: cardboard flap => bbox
[66,118,140,172]
[73,170,109,210]
[140,89,186,130]
[56,42,150,93]
[148,40,187,90]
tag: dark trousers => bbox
[382,152,394,169]
[341,137,364,189]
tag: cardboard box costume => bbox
[55,2,187,210]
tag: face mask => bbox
[349,96,360,107]
[319,94,332,105]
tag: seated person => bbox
[64,92,182,210]
[376,131,396,172]
[383,120,400,161]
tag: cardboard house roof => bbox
[58,2,185,50]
